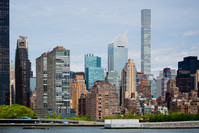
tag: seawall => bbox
[104,119,199,129]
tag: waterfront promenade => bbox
[0,119,104,126]
[0,119,199,129]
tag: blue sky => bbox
[10,0,199,77]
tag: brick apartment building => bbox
[79,81,120,121]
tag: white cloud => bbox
[183,30,199,36]
[10,0,199,79]
[151,42,199,77]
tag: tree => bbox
[52,112,58,119]
[0,104,37,119]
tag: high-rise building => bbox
[47,46,73,118]
[15,36,31,107]
[85,54,104,90]
[0,0,9,105]
[122,59,137,106]
[149,78,157,98]
[178,56,199,74]
[81,81,120,121]
[156,71,163,97]
[141,9,151,75]
[105,71,120,97]
[136,72,147,83]
[156,68,176,98]
[108,31,128,78]
[85,54,101,68]
[72,75,87,116]
[137,79,151,98]
[30,77,36,95]
[36,52,48,118]
[70,72,85,96]
[10,60,15,105]
[176,56,199,96]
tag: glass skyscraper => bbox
[0,0,9,105]
[85,54,104,90]
[141,9,151,75]
[108,31,128,79]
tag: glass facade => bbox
[108,31,128,79]
[149,78,157,97]
[55,51,71,117]
[30,77,36,95]
[85,67,104,90]
[85,53,101,68]
[85,54,104,90]
[0,0,9,105]
[141,9,151,75]
[105,71,120,98]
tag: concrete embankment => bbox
[0,121,104,127]
[140,121,199,129]
[104,119,199,129]
[1,119,199,129]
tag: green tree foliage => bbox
[45,112,63,119]
[52,112,58,119]
[0,104,37,119]
[70,113,94,121]
[149,112,199,122]
[102,111,153,121]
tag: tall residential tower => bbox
[141,9,151,75]
[36,52,48,118]
[47,46,73,118]
[0,0,9,105]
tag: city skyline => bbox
[10,0,199,77]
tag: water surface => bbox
[0,126,199,133]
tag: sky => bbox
[10,0,199,77]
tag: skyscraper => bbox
[15,36,31,107]
[156,68,176,98]
[36,52,48,118]
[141,9,151,75]
[47,46,73,118]
[176,56,199,96]
[72,75,87,116]
[105,71,120,96]
[0,0,9,105]
[85,54,104,90]
[122,59,137,106]
[108,31,128,78]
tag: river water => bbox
[0,126,199,133]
